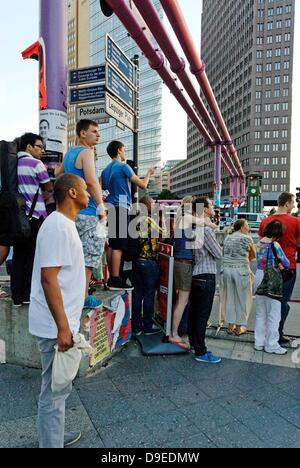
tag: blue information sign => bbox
[69,66,105,85]
[106,64,134,109]
[106,35,135,85]
[70,85,105,104]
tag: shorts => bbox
[174,261,193,291]
[108,206,129,251]
[76,214,105,269]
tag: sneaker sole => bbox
[195,358,221,364]
[64,433,82,447]
[108,286,134,291]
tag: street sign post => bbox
[70,85,105,104]
[105,92,135,131]
[106,63,134,110]
[106,34,135,86]
[69,66,105,86]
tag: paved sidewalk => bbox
[1,340,300,448]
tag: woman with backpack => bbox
[254,220,289,355]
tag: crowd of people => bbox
[1,118,300,448]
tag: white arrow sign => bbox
[105,93,135,131]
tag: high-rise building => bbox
[171,0,295,208]
[67,0,91,147]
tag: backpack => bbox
[0,140,32,246]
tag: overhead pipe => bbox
[159,0,245,184]
[105,0,234,177]
[132,0,239,178]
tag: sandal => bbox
[168,337,190,350]
[227,325,236,334]
[0,289,9,299]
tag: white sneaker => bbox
[264,347,287,355]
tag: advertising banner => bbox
[156,243,174,336]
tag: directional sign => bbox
[69,66,105,86]
[105,92,135,132]
[70,85,105,104]
[106,35,135,86]
[106,64,134,110]
[76,102,110,122]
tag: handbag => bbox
[271,243,294,283]
[256,244,283,302]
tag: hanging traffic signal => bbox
[100,0,113,17]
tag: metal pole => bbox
[214,144,222,210]
[132,55,140,204]
[39,0,68,163]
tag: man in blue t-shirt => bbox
[101,141,154,291]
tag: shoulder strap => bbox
[271,242,280,266]
[106,162,117,188]
[28,187,41,220]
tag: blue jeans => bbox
[37,338,73,448]
[279,269,297,338]
[188,275,216,356]
[132,258,160,333]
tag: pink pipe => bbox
[160,0,245,180]
[105,0,234,177]
[132,0,239,177]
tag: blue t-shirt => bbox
[101,161,134,210]
[63,146,97,217]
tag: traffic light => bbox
[296,187,300,209]
[100,0,113,17]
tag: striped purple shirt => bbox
[17,152,51,219]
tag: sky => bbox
[0,0,299,189]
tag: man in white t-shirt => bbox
[29,173,89,448]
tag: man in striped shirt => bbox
[188,196,223,364]
[11,133,53,306]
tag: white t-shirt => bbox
[29,211,85,339]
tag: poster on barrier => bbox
[88,293,132,367]
[156,243,174,336]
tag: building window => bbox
[272,158,278,165]
[275,35,282,43]
[264,171,270,178]
[285,33,291,41]
[282,143,288,151]
[255,144,261,152]
[264,144,270,152]
[255,118,262,126]
[285,19,291,28]
[255,132,261,139]
[265,131,270,139]
[282,116,288,124]
[265,117,271,125]
[282,130,288,138]
[283,75,289,83]
[267,35,273,44]
[282,103,289,111]
[274,76,280,84]
[275,48,281,57]
[281,157,287,165]
[274,90,280,98]
[266,77,272,85]
[265,104,271,112]
[257,37,264,45]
